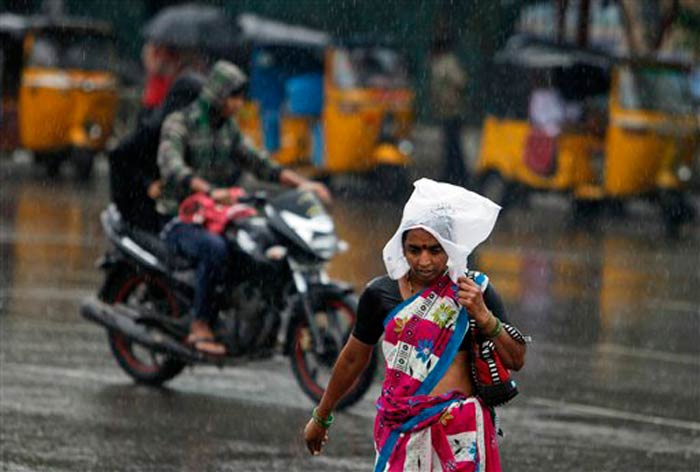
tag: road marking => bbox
[2,362,126,384]
[0,229,100,247]
[596,342,700,366]
[646,298,700,315]
[528,397,700,432]
[2,318,100,335]
[536,341,700,366]
[3,287,94,302]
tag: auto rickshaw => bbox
[0,13,119,180]
[233,14,414,195]
[477,36,698,235]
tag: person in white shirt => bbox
[528,72,581,136]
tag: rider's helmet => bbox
[200,60,248,109]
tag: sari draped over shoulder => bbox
[373,273,501,472]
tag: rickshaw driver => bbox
[157,60,332,356]
[528,71,582,137]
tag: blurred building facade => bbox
[517,0,626,53]
[517,0,700,61]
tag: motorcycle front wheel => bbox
[289,292,377,411]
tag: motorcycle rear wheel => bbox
[289,293,377,411]
[103,269,187,385]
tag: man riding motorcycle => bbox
[156,60,331,356]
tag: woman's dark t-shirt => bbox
[352,274,508,350]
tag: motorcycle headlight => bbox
[279,210,341,259]
[309,234,339,260]
[280,210,334,244]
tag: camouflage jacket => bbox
[156,100,281,216]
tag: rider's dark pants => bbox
[442,117,469,188]
[165,223,228,325]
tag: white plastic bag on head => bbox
[382,178,501,282]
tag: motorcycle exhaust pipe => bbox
[80,298,204,363]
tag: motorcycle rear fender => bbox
[95,252,175,301]
[97,250,124,271]
[282,281,355,356]
[309,281,354,299]
[96,256,131,301]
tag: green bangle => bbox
[486,316,502,339]
[312,407,334,429]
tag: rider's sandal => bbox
[186,334,227,357]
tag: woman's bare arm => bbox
[304,336,374,455]
[490,327,526,371]
[315,336,373,417]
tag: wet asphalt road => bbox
[1,157,699,472]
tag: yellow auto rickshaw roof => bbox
[496,35,691,72]
[236,13,330,49]
[0,13,113,39]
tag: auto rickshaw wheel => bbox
[372,164,410,200]
[659,190,695,239]
[478,171,512,208]
[34,151,66,178]
[571,199,602,228]
[73,149,95,182]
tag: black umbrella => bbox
[142,4,238,54]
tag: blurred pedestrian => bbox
[157,60,331,356]
[528,71,581,137]
[430,36,469,187]
[524,71,581,177]
[141,42,176,112]
[139,42,208,124]
[108,41,210,233]
[304,179,527,471]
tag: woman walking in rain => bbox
[304,178,527,471]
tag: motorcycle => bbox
[81,189,377,410]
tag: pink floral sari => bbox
[373,273,501,472]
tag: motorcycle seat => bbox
[104,205,193,271]
[127,226,193,271]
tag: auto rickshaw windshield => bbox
[618,66,694,115]
[27,30,115,72]
[333,46,409,90]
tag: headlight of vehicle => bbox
[280,210,334,244]
[398,139,414,156]
[309,234,339,259]
[677,164,693,182]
